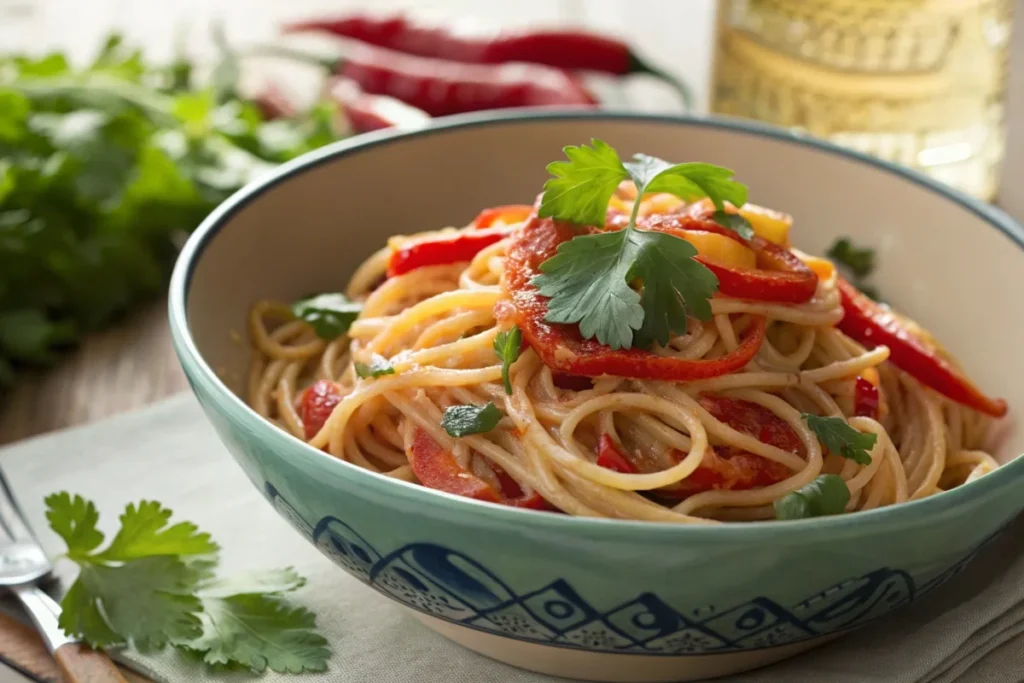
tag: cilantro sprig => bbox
[493,326,522,395]
[802,414,877,465]
[534,140,755,350]
[291,293,362,340]
[46,493,329,673]
[354,354,395,379]
[774,474,850,520]
[441,403,503,437]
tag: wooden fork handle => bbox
[54,643,129,683]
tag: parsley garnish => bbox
[46,493,329,673]
[441,403,503,437]
[802,414,877,465]
[291,293,361,340]
[826,237,881,300]
[534,140,756,349]
[354,354,395,379]
[774,474,850,520]
[493,326,522,395]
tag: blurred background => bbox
[0,0,1021,445]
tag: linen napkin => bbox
[0,395,1022,683]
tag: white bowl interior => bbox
[184,116,1024,465]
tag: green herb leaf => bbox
[60,556,205,650]
[44,492,104,561]
[774,474,851,520]
[827,237,875,278]
[711,210,755,240]
[441,402,503,437]
[180,594,330,673]
[802,414,877,465]
[196,567,305,599]
[291,293,361,340]
[534,140,733,349]
[95,500,217,562]
[493,326,522,395]
[354,354,394,379]
[538,139,627,226]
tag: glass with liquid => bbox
[711,0,1014,200]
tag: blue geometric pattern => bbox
[264,482,1000,656]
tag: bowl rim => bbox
[169,109,1024,540]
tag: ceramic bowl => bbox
[169,112,1024,683]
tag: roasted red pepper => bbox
[472,204,534,230]
[500,216,766,381]
[258,43,596,117]
[407,428,554,509]
[854,376,880,419]
[299,380,343,439]
[640,214,818,304]
[836,278,1007,418]
[595,396,797,496]
[387,225,512,277]
[282,13,691,107]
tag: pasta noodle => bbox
[245,193,1003,524]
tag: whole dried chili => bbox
[283,13,692,108]
[254,43,596,117]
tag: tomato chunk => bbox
[300,380,342,439]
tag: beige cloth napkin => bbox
[0,395,1021,683]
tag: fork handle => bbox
[54,643,128,683]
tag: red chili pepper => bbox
[326,77,431,133]
[472,204,534,229]
[407,427,555,510]
[500,216,766,381]
[854,376,880,419]
[594,396,796,496]
[387,225,513,277]
[299,380,342,439]
[640,214,818,304]
[251,83,297,120]
[256,43,596,117]
[282,13,692,107]
[836,278,1007,418]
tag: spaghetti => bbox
[246,190,1005,524]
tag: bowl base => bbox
[412,611,837,682]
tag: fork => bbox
[0,470,126,682]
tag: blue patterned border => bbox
[265,482,1003,656]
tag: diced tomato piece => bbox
[300,380,342,439]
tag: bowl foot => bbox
[411,611,837,682]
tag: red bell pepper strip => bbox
[472,204,534,230]
[854,376,880,419]
[407,428,555,510]
[501,216,767,381]
[836,278,1007,418]
[254,43,596,117]
[251,83,297,120]
[282,13,692,108]
[595,396,796,496]
[640,214,818,304]
[299,380,343,439]
[387,225,512,277]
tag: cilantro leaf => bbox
[534,140,739,349]
[827,237,875,278]
[181,594,330,673]
[197,567,305,599]
[533,229,643,350]
[61,556,204,650]
[493,326,522,394]
[96,500,217,562]
[441,403,503,437]
[354,355,394,379]
[44,492,104,560]
[712,210,755,240]
[291,293,361,340]
[538,139,627,225]
[774,474,850,520]
[802,414,877,465]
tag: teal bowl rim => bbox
[168,109,1024,541]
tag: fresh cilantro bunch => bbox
[0,35,338,389]
[534,140,752,350]
[46,492,330,673]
